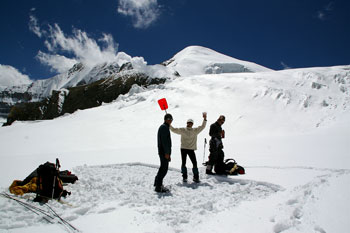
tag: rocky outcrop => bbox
[0,102,13,118]
[0,61,129,118]
[4,73,166,126]
[0,88,35,118]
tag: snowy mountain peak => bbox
[163,45,273,76]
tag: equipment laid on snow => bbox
[9,158,78,203]
[203,158,245,176]
[213,158,245,175]
[59,170,79,184]
[0,192,79,232]
[34,159,64,202]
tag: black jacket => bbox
[209,121,222,139]
[158,123,172,155]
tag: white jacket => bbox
[170,119,207,150]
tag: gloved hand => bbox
[165,154,171,162]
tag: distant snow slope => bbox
[163,46,273,76]
[25,52,174,100]
[1,46,270,115]
[0,52,175,104]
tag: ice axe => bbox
[157,98,168,114]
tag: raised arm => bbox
[170,125,184,135]
[194,118,207,134]
[194,112,207,134]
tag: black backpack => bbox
[224,159,245,175]
[59,170,79,184]
[214,158,245,175]
[34,160,65,202]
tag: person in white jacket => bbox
[170,112,207,183]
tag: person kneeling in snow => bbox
[170,112,207,183]
[206,115,225,174]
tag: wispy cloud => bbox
[28,8,43,38]
[28,15,120,74]
[281,62,291,70]
[0,65,32,87]
[317,2,334,21]
[36,52,77,74]
[29,14,43,38]
[117,0,161,29]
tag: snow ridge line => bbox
[246,165,350,174]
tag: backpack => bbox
[59,170,79,184]
[224,159,245,175]
[214,158,245,175]
[34,160,64,202]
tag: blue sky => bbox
[0,0,349,80]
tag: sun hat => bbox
[187,119,194,124]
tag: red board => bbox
[158,98,168,110]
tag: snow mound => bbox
[163,46,273,76]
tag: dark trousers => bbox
[208,138,224,166]
[154,154,169,187]
[181,149,197,168]
[181,149,199,179]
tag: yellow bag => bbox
[9,177,38,196]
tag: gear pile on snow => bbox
[214,158,245,175]
[204,158,245,176]
[9,158,78,202]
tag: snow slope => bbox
[1,45,270,120]
[0,61,350,232]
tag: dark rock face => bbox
[3,74,166,126]
[0,90,33,118]
[0,102,12,118]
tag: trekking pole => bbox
[0,192,54,224]
[46,203,80,232]
[202,138,207,165]
[51,158,60,200]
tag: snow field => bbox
[1,164,349,233]
[0,63,350,232]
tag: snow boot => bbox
[155,185,170,193]
[206,164,214,175]
[181,166,188,182]
[193,167,200,183]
